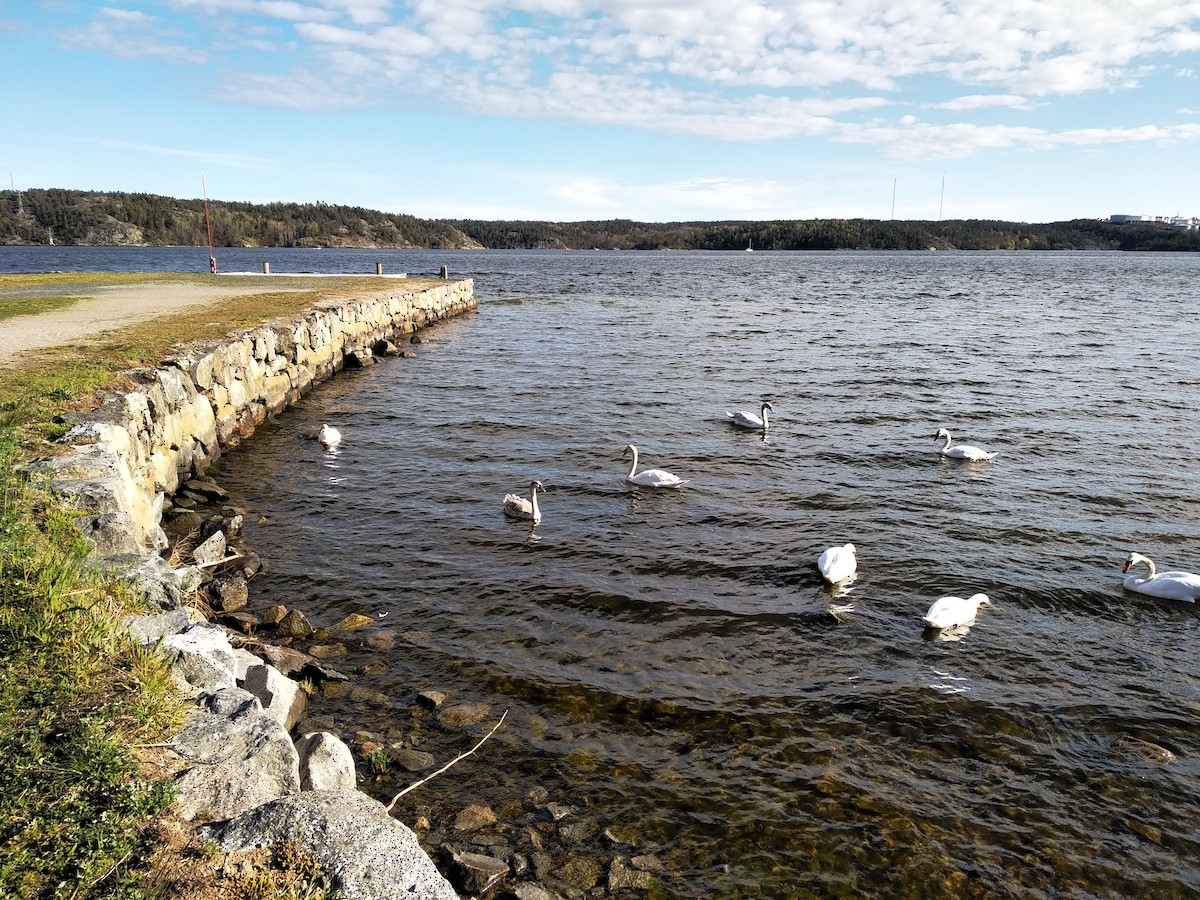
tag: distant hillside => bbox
[2,189,1197,252]
[0,189,482,250]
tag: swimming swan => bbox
[727,401,772,431]
[936,428,996,461]
[503,480,545,524]
[818,543,857,584]
[923,593,991,629]
[1122,552,1200,602]
[318,424,342,448]
[623,444,687,488]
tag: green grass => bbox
[0,419,183,898]
[0,295,85,322]
[0,272,434,898]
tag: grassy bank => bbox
[0,272,436,898]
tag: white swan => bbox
[936,428,996,461]
[727,401,772,431]
[1122,552,1200,602]
[503,480,545,524]
[818,543,857,584]
[623,444,687,488]
[923,593,991,629]
[318,423,342,448]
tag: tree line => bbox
[1,188,1196,252]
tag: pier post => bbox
[376,262,383,275]
[439,265,448,279]
[263,262,270,274]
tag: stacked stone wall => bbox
[27,279,475,558]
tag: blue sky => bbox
[3,0,1199,223]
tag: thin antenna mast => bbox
[938,173,945,221]
[202,171,215,273]
[891,177,897,220]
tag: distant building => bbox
[1109,214,1198,229]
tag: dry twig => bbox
[387,709,509,812]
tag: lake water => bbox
[6,246,1200,897]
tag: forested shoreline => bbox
[2,188,1197,252]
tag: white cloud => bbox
[60,6,207,63]
[67,1,1200,157]
[93,139,272,169]
[936,94,1035,112]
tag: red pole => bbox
[202,171,215,273]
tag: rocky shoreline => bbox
[22,278,668,899]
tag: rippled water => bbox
[10,247,1200,896]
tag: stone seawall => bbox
[29,279,474,560]
[19,278,476,899]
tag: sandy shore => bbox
[0,281,305,364]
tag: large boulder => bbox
[199,790,458,900]
[171,687,301,821]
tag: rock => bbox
[276,608,314,637]
[546,803,573,821]
[608,856,655,891]
[502,884,563,900]
[388,746,436,772]
[231,647,261,682]
[556,855,602,891]
[365,631,395,652]
[309,643,346,659]
[199,790,458,900]
[438,701,492,729]
[255,643,312,676]
[417,689,447,708]
[441,844,509,896]
[183,477,230,502]
[454,804,498,833]
[603,825,638,847]
[124,607,203,646]
[296,731,357,791]
[192,529,226,566]
[172,689,301,820]
[331,613,374,632]
[558,818,598,843]
[210,572,249,611]
[238,549,263,578]
[129,556,199,611]
[219,611,259,634]
[161,622,238,694]
[243,663,308,731]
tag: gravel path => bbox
[0,281,301,365]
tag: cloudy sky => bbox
[3,0,1199,222]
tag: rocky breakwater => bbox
[19,279,475,899]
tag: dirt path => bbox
[0,281,303,364]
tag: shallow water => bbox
[10,246,1200,896]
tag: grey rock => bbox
[389,746,437,772]
[172,700,300,821]
[192,529,226,566]
[243,663,308,731]
[199,790,458,900]
[161,622,237,693]
[124,607,202,646]
[441,844,509,896]
[295,731,356,791]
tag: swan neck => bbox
[626,446,639,479]
[941,432,952,451]
[761,405,770,428]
